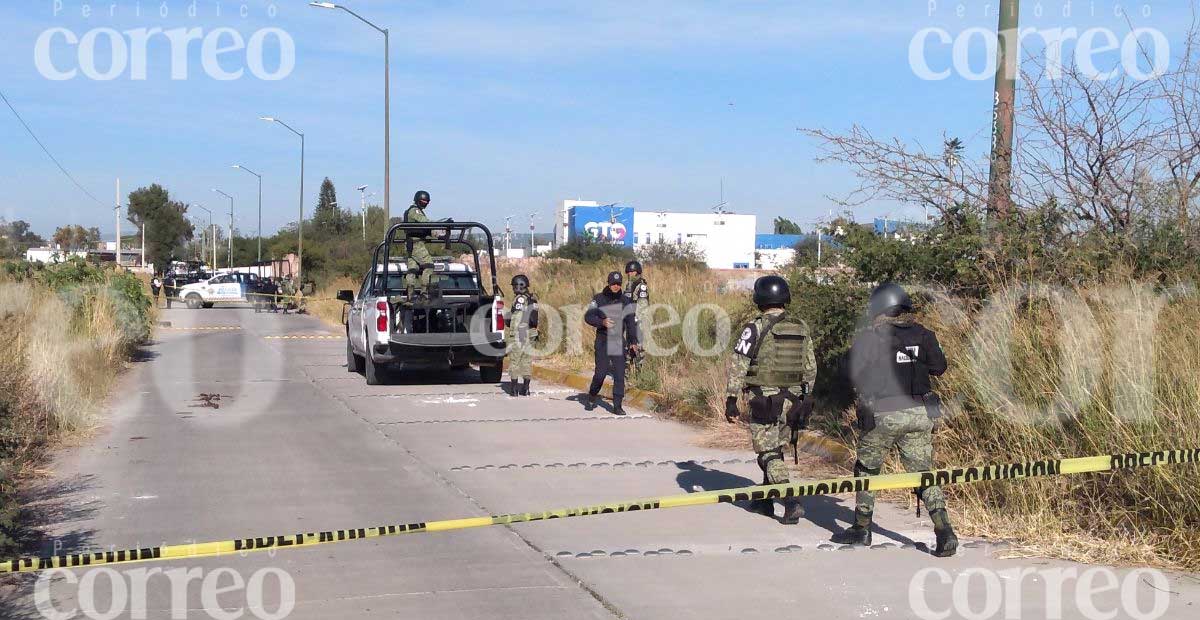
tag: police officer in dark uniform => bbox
[834,282,957,557]
[583,271,639,415]
[163,271,177,309]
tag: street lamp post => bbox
[356,184,369,241]
[193,204,216,271]
[233,164,263,262]
[528,212,536,256]
[260,116,305,281]
[310,1,390,233]
[212,189,234,269]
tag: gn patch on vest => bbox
[734,323,758,357]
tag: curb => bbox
[529,364,852,463]
[530,365,662,411]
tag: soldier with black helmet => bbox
[506,274,539,396]
[833,282,958,557]
[402,190,436,295]
[725,275,816,524]
[583,271,639,415]
[624,260,649,367]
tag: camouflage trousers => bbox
[750,418,790,485]
[506,331,536,379]
[853,406,946,515]
[405,241,434,289]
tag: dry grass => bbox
[0,282,132,435]
[0,270,150,549]
[309,276,358,330]
[926,280,1200,570]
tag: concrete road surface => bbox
[2,307,1197,619]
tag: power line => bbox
[0,88,106,207]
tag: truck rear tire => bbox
[479,364,503,384]
[364,353,385,385]
[186,294,203,310]
[347,339,365,373]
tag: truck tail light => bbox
[494,299,505,331]
[376,300,388,332]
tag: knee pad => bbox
[854,461,881,477]
[757,448,784,473]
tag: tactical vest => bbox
[745,314,809,387]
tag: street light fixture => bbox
[260,116,305,281]
[232,165,263,262]
[212,188,234,269]
[356,184,369,241]
[309,1,390,233]
[192,204,217,271]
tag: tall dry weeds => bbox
[0,269,150,550]
[927,280,1200,570]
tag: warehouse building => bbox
[558,201,757,269]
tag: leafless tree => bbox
[801,13,1200,242]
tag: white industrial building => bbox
[556,199,758,269]
[631,210,756,269]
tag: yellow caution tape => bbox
[3,448,1195,574]
[161,292,341,304]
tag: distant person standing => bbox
[623,260,649,368]
[163,272,176,309]
[583,271,639,415]
[402,190,436,295]
[505,274,539,396]
[150,275,162,308]
[279,276,295,314]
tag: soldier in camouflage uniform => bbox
[624,260,649,368]
[724,275,816,524]
[505,274,539,396]
[834,282,958,557]
[402,190,436,293]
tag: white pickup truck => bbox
[176,272,264,309]
[338,223,507,385]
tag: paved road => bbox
[3,307,1197,619]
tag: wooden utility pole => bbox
[987,0,1020,224]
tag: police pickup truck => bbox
[338,222,506,385]
[176,272,266,309]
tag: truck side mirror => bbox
[336,290,354,303]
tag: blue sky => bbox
[0,0,1192,240]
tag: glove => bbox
[724,396,740,424]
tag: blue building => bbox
[566,204,635,247]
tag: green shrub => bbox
[547,239,635,263]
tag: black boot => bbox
[520,378,531,396]
[748,471,774,516]
[930,509,959,557]
[612,397,625,416]
[508,380,519,397]
[780,498,805,525]
[584,394,597,411]
[748,499,775,517]
[832,509,873,546]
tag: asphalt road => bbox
[2,307,1197,619]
